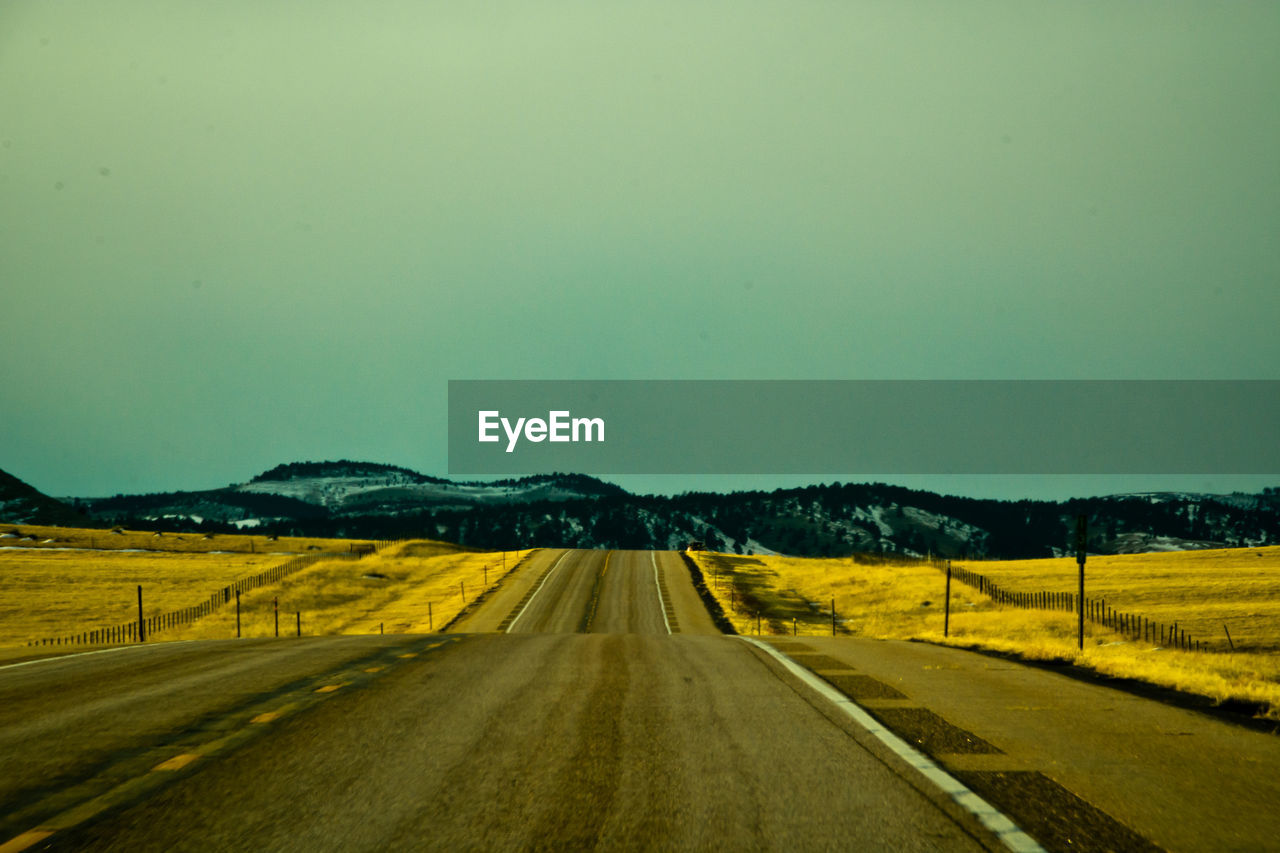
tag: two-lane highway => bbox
[454,549,717,635]
[2,551,1003,852]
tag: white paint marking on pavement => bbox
[650,551,672,635]
[0,640,197,672]
[741,637,1045,853]
[506,550,572,633]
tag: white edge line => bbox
[740,637,1045,853]
[0,640,198,672]
[650,551,672,635]
[505,550,572,633]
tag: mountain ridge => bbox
[32,460,1277,559]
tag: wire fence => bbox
[27,542,405,648]
[940,560,1204,651]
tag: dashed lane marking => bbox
[152,754,199,772]
[0,637,466,852]
[0,830,54,853]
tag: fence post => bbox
[274,597,279,638]
[944,560,952,638]
[428,601,433,632]
[831,597,836,636]
[1076,515,1086,651]
[236,590,241,638]
[137,585,145,643]
[296,611,301,637]
[1224,623,1235,651]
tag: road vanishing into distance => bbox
[3,550,1280,852]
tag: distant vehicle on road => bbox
[686,540,705,551]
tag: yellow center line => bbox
[314,683,345,693]
[0,830,55,853]
[398,652,417,658]
[152,753,199,772]
[363,665,384,673]
[250,711,282,724]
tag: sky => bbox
[2,1,1278,501]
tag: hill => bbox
[0,469,89,527]
[64,462,1280,559]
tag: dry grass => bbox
[954,546,1280,651]
[689,548,1280,719]
[158,544,533,640]
[0,527,492,651]
[0,549,282,647]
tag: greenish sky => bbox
[2,1,1278,499]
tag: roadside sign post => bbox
[1076,515,1087,651]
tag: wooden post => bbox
[274,597,279,637]
[236,591,241,638]
[137,585,145,643]
[428,601,433,632]
[831,597,836,636]
[944,560,952,638]
[296,611,301,637]
[460,581,465,603]
[1076,515,1087,651]
[1224,623,1235,651]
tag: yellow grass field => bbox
[0,525,524,655]
[0,523,380,555]
[156,543,534,641]
[689,547,1280,719]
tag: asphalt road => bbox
[0,550,999,852]
[11,549,1276,852]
